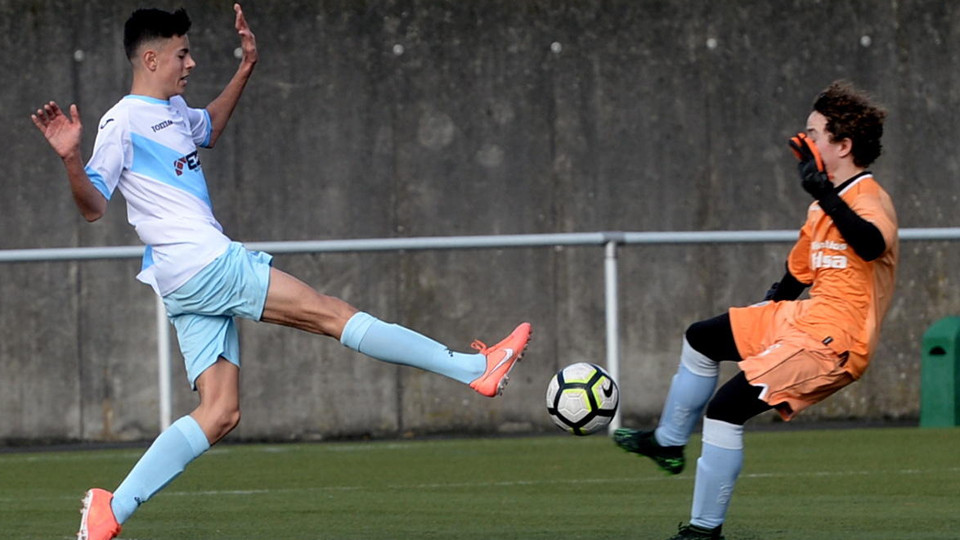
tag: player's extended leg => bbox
[261,267,531,396]
[614,313,739,473]
[673,372,771,540]
[189,358,242,444]
[78,360,236,540]
[115,361,237,519]
[679,329,854,539]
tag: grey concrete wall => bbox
[2,0,960,443]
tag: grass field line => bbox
[0,442,428,464]
[11,464,956,505]
[372,465,960,491]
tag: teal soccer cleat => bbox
[612,428,685,474]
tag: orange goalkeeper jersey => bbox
[784,172,898,379]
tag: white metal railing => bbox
[2,228,959,434]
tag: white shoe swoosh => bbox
[490,348,515,373]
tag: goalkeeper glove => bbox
[788,132,833,199]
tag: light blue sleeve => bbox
[83,109,128,200]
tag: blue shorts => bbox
[163,242,273,389]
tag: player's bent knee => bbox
[705,372,772,425]
[680,336,719,377]
[685,318,720,354]
[211,407,241,440]
[226,407,241,429]
[684,313,741,362]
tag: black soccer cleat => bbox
[612,428,685,474]
[666,523,724,540]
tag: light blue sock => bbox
[691,418,744,529]
[655,338,719,447]
[340,312,485,384]
[111,415,210,524]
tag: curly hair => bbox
[812,81,887,168]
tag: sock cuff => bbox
[172,416,211,457]
[702,418,744,450]
[681,337,719,377]
[340,311,378,350]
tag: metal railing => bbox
[2,227,958,434]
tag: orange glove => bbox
[788,132,832,199]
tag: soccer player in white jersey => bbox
[31,6,531,539]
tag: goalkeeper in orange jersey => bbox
[614,81,897,540]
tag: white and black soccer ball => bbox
[546,362,619,436]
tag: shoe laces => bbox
[470,340,488,353]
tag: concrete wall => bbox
[2,0,960,443]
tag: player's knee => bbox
[705,397,738,424]
[210,404,241,437]
[292,293,356,336]
[680,333,719,377]
[684,319,715,357]
[222,407,241,433]
[705,373,771,425]
[684,313,741,362]
[705,399,758,426]
[193,401,241,444]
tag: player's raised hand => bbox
[788,132,832,199]
[233,3,257,66]
[31,101,82,161]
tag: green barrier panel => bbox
[920,316,960,427]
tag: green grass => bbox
[1,427,958,539]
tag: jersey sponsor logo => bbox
[99,118,114,129]
[811,240,848,251]
[811,240,848,269]
[151,119,174,132]
[811,250,848,269]
[173,151,201,176]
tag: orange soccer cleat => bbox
[77,488,121,540]
[468,322,532,397]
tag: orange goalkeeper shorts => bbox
[729,301,854,421]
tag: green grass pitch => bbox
[2,426,958,539]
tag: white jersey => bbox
[85,95,232,296]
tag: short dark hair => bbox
[123,8,192,60]
[812,81,887,168]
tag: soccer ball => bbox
[546,362,619,436]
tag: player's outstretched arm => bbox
[31,101,106,222]
[205,3,258,148]
[788,132,886,261]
